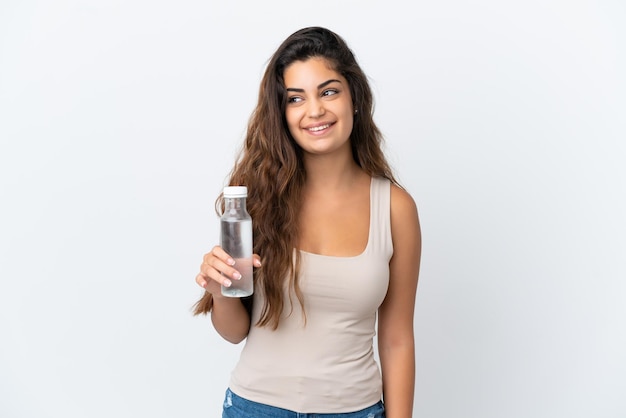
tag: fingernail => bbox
[233,272,241,280]
[223,279,232,287]
[254,259,262,267]
[227,258,235,266]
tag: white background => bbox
[1,1,625,417]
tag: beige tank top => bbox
[229,177,393,413]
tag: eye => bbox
[322,88,339,97]
[287,95,303,104]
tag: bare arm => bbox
[378,185,421,418]
[195,246,260,344]
[209,294,251,344]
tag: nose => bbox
[307,97,325,118]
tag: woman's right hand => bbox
[195,246,261,297]
[195,246,239,296]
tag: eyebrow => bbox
[286,79,342,93]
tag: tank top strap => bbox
[368,177,394,259]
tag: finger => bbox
[195,273,208,289]
[253,254,262,268]
[196,270,232,290]
[200,250,242,287]
[202,257,242,283]
[206,246,235,266]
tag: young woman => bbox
[194,26,421,418]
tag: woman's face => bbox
[283,57,354,156]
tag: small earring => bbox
[354,109,358,115]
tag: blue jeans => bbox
[222,388,386,418]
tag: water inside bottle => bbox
[221,218,253,296]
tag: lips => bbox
[305,122,334,133]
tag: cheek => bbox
[341,109,355,133]
[285,110,301,135]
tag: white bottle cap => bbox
[223,186,248,197]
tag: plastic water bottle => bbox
[220,186,253,297]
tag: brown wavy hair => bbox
[193,26,398,329]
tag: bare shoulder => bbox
[389,183,421,256]
[390,184,419,222]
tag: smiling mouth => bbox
[307,123,332,132]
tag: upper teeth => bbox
[309,124,330,132]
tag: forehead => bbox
[283,57,343,86]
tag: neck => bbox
[302,152,363,192]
